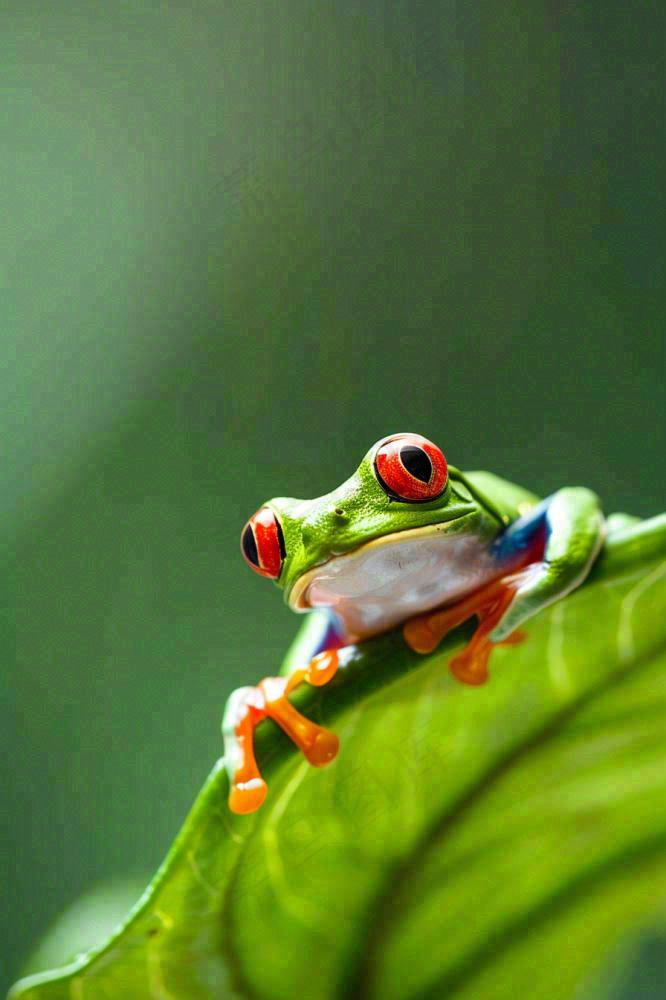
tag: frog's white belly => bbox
[294,529,502,642]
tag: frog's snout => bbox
[302,506,346,541]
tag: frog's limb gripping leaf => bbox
[403,572,529,685]
[222,649,340,814]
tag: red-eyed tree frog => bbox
[223,432,619,815]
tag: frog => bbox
[223,431,617,815]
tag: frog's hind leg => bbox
[605,512,641,535]
[222,648,340,814]
[488,487,604,642]
[597,512,666,574]
[482,509,666,669]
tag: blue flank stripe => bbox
[490,498,551,564]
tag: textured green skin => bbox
[256,437,606,670]
[267,459,527,604]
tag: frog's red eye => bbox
[241,507,286,579]
[374,434,448,503]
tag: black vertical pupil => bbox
[242,524,259,567]
[276,520,286,559]
[400,445,432,484]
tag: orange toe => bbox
[229,776,268,814]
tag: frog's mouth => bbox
[286,513,491,640]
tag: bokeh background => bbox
[2,0,664,993]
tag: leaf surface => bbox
[10,520,666,1000]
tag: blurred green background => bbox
[2,0,664,993]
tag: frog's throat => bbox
[287,516,476,612]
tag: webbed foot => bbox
[222,650,340,814]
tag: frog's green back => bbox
[460,470,541,522]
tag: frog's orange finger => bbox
[448,581,526,685]
[260,677,340,766]
[284,648,340,694]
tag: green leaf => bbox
[9,518,666,1000]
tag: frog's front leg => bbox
[404,487,605,685]
[222,649,340,814]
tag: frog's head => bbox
[240,433,500,612]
